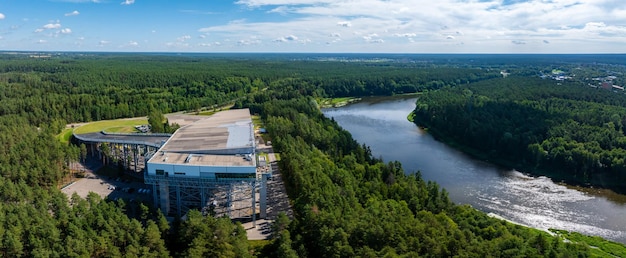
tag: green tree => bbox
[148,110,165,133]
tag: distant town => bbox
[536,68,624,92]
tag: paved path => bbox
[61,157,152,204]
[244,142,293,240]
[243,219,273,240]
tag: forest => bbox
[412,76,626,192]
[0,52,623,257]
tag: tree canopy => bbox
[0,53,624,257]
[412,76,626,192]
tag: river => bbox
[322,96,626,244]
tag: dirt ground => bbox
[61,158,153,203]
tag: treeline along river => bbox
[323,96,626,244]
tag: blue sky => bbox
[0,0,624,53]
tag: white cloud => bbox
[127,41,139,46]
[0,13,5,20]
[269,6,294,14]
[229,19,247,24]
[43,23,62,29]
[237,0,335,7]
[179,9,217,15]
[98,40,110,47]
[65,10,80,16]
[337,21,351,27]
[166,36,195,48]
[237,37,261,46]
[61,28,72,34]
[363,33,384,43]
[34,28,44,33]
[177,35,192,42]
[17,0,626,53]
[196,0,620,52]
[275,35,298,42]
[37,39,47,44]
[394,33,416,37]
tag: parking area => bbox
[61,161,153,204]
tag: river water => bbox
[323,96,626,244]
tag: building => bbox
[144,109,268,218]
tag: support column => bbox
[252,181,257,227]
[176,186,182,217]
[200,187,206,209]
[159,183,170,215]
[144,145,150,169]
[122,144,130,169]
[260,177,267,219]
[134,145,139,173]
[227,184,233,218]
[152,183,159,210]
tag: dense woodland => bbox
[412,76,626,192]
[0,53,623,257]
[243,95,598,257]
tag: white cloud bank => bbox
[199,0,626,53]
[0,13,5,20]
[43,23,62,29]
[65,11,80,16]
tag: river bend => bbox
[323,97,626,244]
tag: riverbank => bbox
[409,111,626,196]
[326,97,626,244]
[317,97,361,108]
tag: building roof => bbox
[147,108,256,167]
[158,108,254,153]
[149,152,254,167]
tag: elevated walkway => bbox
[73,131,172,147]
[72,131,172,174]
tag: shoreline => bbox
[411,115,626,196]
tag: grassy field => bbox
[251,115,264,130]
[73,118,148,134]
[105,126,139,133]
[407,111,416,123]
[251,114,274,144]
[550,229,626,257]
[317,97,360,108]
[57,128,74,144]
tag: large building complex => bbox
[144,109,268,218]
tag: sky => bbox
[0,0,624,53]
